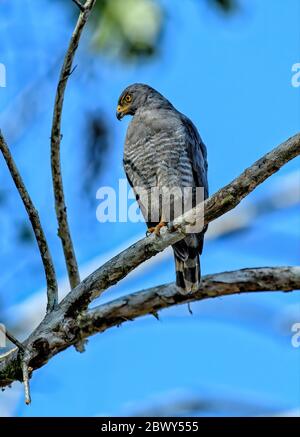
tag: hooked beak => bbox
[116,104,129,121]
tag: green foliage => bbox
[91,0,163,60]
[64,0,236,61]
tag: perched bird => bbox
[117,84,208,293]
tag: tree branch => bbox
[0,132,58,312]
[0,325,24,352]
[58,132,300,315]
[0,132,299,391]
[79,266,300,336]
[50,0,96,289]
[21,359,31,405]
[0,267,299,389]
[72,0,85,13]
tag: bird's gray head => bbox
[116,83,172,120]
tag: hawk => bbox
[117,84,208,293]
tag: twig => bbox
[50,0,96,289]
[0,325,25,351]
[72,0,85,12]
[0,132,58,312]
[21,360,31,405]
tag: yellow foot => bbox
[147,221,167,237]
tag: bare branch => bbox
[79,266,300,336]
[0,325,25,352]
[0,133,299,391]
[21,359,31,405]
[59,132,300,315]
[0,132,58,312]
[72,0,85,12]
[0,267,299,389]
[50,0,96,289]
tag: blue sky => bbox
[0,0,299,416]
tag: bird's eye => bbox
[125,94,132,103]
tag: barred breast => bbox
[123,108,194,193]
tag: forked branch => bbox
[50,0,96,289]
[0,267,299,390]
[0,132,58,312]
[0,133,299,391]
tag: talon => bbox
[146,226,155,237]
[156,221,167,236]
[148,221,167,237]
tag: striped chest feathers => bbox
[124,111,191,187]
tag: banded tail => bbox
[173,236,201,294]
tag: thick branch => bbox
[0,267,299,389]
[50,0,96,289]
[59,132,300,315]
[0,133,299,389]
[79,266,300,336]
[0,132,58,312]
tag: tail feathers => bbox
[175,253,200,295]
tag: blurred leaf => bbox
[83,112,110,194]
[17,222,34,244]
[60,0,237,61]
[209,0,237,13]
[124,389,286,417]
[91,0,164,60]
[0,189,6,206]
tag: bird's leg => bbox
[147,220,167,237]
